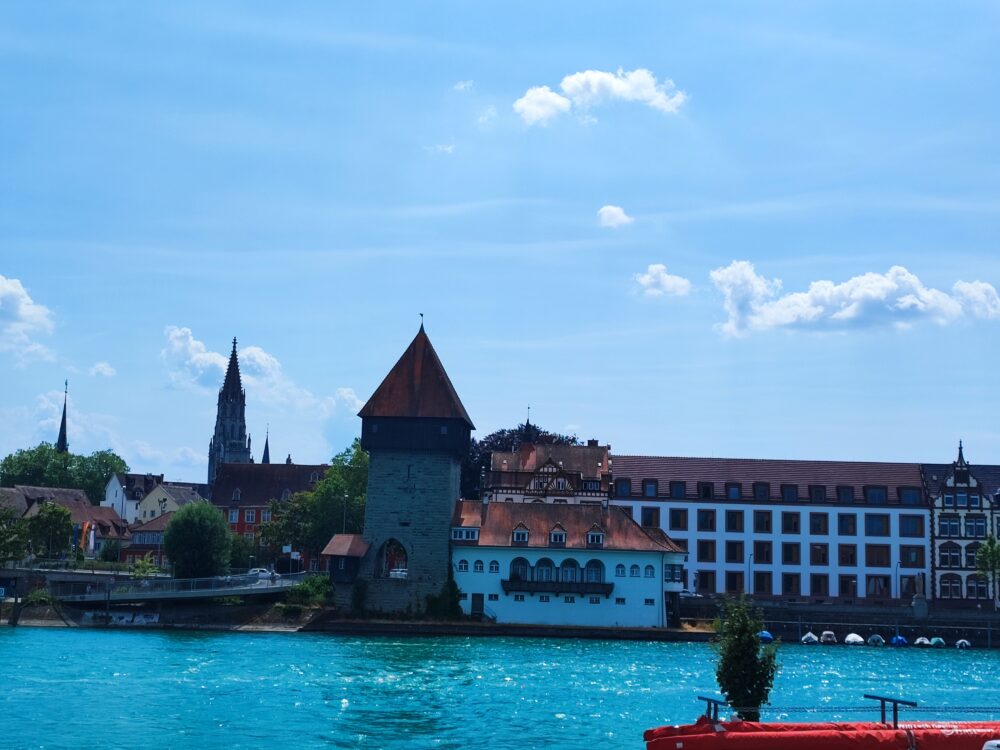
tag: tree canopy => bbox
[163,501,232,578]
[0,442,128,505]
[0,506,28,562]
[714,597,779,721]
[260,439,368,557]
[461,421,579,498]
[977,535,1000,611]
[26,502,73,558]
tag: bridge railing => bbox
[51,571,308,600]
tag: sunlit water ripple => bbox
[0,628,997,749]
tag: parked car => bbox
[679,589,703,598]
[248,568,279,579]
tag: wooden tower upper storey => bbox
[358,324,474,457]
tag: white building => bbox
[610,455,932,603]
[137,483,206,522]
[102,472,163,524]
[451,499,686,628]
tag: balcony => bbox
[500,579,614,597]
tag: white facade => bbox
[454,546,682,628]
[612,499,930,602]
[102,475,142,523]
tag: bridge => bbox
[50,572,307,604]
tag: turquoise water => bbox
[1,629,998,749]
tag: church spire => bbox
[221,337,243,396]
[55,380,69,453]
[262,427,270,464]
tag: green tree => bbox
[99,539,121,563]
[163,502,232,578]
[132,555,158,579]
[27,502,73,557]
[461,422,580,499]
[976,535,1000,612]
[0,506,28,562]
[229,531,256,571]
[0,443,128,504]
[714,597,779,722]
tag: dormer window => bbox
[587,531,605,547]
[451,528,463,541]
[549,528,566,546]
[232,489,242,502]
[614,478,631,497]
[464,528,479,541]
[944,493,954,508]
[555,478,567,491]
[310,472,319,483]
[512,527,529,544]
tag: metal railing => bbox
[51,571,307,601]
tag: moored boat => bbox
[914,637,931,647]
[867,634,885,647]
[758,630,774,644]
[844,633,864,646]
[890,635,908,647]
[956,639,972,649]
[930,636,946,648]
[801,631,819,645]
[819,631,837,645]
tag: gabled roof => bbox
[320,534,370,558]
[451,500,683,553]
[491,442,610,478]
[157,483,205,506]
[210,462,327,507]
[130,511,175,534]
[358,325,474,429]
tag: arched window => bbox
[489,560,499,574]
[585,560,605,583]
[379,539,408,578]
[536,558,555,582]
[940,573,962,599]
[473,560,484,573]
[310,472,319,482]
[560,558,580,583]
[615,563,626,578]
[232,489,241,502]
[510,557,529,581]
[630,564,640,578]
[644,565,655,578]
[965,542,981,569]
[457,559,469,572]
[940,542,961,568]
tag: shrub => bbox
[286,574,331,606]
[24,588,55,606]
[714,597,779,721]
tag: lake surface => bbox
[1,628,998,749]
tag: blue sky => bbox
[3,1,1000,482]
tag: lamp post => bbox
[748,551,755,596]
[894,560,901,601]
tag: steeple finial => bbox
[262,426,271,464]
[221,336,243,395]
[56,380,69,453]
[958,439,966,465]
[419,312,424,331]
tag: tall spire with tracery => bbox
[55,380,69,453]
[207,337,252,487]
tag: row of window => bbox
[941,493,984,509]
[452,526,605,547]
[655,507,923,537]
[938,516,992,538]
[508,558,606,583]
[682,539,925,568]
[617,479,922,505]
[939,574,990,599]
[695,570,912,598]
[457,558,660,579]
[506,594,623,604]
[227,508,272,524]
[939,542,987,569]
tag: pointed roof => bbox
[262,430,271,464]
[359,325,474,429]
[957,440,967,467]
[221,337,243,396]
[56,380,68,453]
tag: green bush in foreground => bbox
[714,597,779,722]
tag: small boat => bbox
[929,637,946,648]
[956,639,972,649]
[890,635,908,647]
[819,631,837,645]
[844,633,864,646]
[758,630,774,644]
[914,637,931,647]
[801,631,819,645]
[867,634,885,647]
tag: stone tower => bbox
[355,324,474,614]
[207,338,252,486]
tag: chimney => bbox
[587,439,598,447]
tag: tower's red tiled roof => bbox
[358,325,474,429]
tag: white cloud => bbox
[477,104,497,126]
[709,261,1000,336]
[513,85,571,126]
[0,274,55,363]
[598,205,634,228]
[161,326,228,389]
[88,361,116,378]
[634,264,692,297]
[134,440,206,467]
[425,143,456,155]
[335,387,364,412]
[515,68,685,126]
[453,79,474,92]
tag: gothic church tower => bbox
[354,324,473,614]
[207,338,252,486]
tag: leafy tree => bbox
[461,422,580,499]
[977,535,1000,611]
[27,502,73,557]
[132,555,159,579]
[229,531,256,571]
[0,443,128,504]
[163,502,231,578]
[0,506,28,562]
[259,439,369,557]
[714,597,778,722]
[99,539,121,563]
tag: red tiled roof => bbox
[130,511,175,533]
[358,326,474,428]
[320,534,370,558]
[612,455,924,501]
[451,500,683,553]
[491,442,610,478]
[211,463,327,507]
[19,487,127,537]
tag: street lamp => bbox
[747,551,755,596]
[894,560,901,601]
